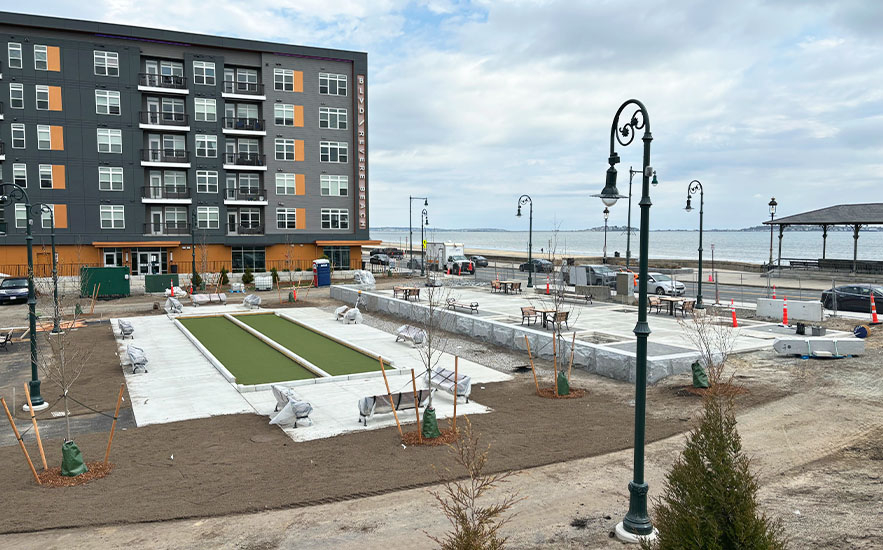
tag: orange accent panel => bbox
[50,126,64,151]
[53,205,68,229]
[293,105,304,127]
[294,140,304,161]
[316,240,382,246]
[295,174,305,196]
[51,165,66,189]
[293,71,303,93]
[92,241,181,247]
[295,208,305,230]
[48,86,62,111]
[47,46,61,71]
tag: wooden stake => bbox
[378,357,403,438]
[553,330,559,397]
[1,398,41,485]
[525,335,539,394]
[104,383,126,465]
[23,384,47,470]
[90,283,101,314]
[568,332,576,384]
[453,356,458,433]
[410,369,422,443]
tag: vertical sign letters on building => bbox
[357,74,367,229]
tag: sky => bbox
[13,1,883,230]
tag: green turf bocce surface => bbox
[179,316,317,384]
[234,313,391,376]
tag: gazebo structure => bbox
[763,203,883,274]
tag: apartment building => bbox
[0,11,376,275]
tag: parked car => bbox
[639,272,686,296]
[0,277,29,304]
[821,284,883,312]
[588,265,617,287]
[406,258,424,270]
[519,258,554,273]
[369,254,390,265]
[369,247,404,258]
[470,255,489,268]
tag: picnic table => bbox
[393,286,421,301]
[534,307,558,329]
[499,280,521,294]
[657,295,685,316]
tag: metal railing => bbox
[222,117,265,132]
[227,222,264,235]
[141,186,191,200]
[143,222,190,235]
[0,141,5,155]
[223,152,265,166]
[142,148,190,163]
[224,188,265,201]
[139,73,187,90]
[222,81,264,95]
[139,111,188,126]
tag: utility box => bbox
[254,274,273,291]
[145,274,178,293]
[313,259,331,287]
[80,267,131,298]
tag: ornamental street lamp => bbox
[768,197,777,268]
[191,210,198,288]
[516,195,534,287]
[34,203,61,332]
[685,180,705,308]
[420,208,429,277]
[409,196,428,269]
[0,182,46,409]
[625,167,657,270]
[594,99,657,542]
[603,207,610,264]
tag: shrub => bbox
[270,267,279,284]
[191,271,203,289]
[241,268,254,285]
[642,396,787,550]
[219,266,229,286]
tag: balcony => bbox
[141,186,192,204]
[221,117,266,136]
[141,148,191,168]
[224,187,268,205]
[228,222,264,236]
[144,222,190,236]
[221,80,266,100]
[0,101,4,121]
[223,152,267,171]
[0,140,4,161]
[138,73,189,94]
[139,111,190,131]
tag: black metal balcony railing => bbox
[222,117,265,132]
[142,148,190,163]
[222,81,265,95]
[144,222,190,235]
[141,186,191,200]
[228,222,264,235]
[0,101,4,116]
[225,188,265,201]
[139,73,187,90]
[0,141,5,155]
[0,222,7,235]
[140,111,189,126]
[223,152,266,166]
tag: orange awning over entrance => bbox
[92,241,182,248]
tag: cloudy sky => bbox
[19,1,883,230]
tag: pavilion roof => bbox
[763,203,883,226]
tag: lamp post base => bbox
[614,522,659,544]
[23,402,50,412]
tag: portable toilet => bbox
[313,259,331,287]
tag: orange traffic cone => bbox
[731,299,738,328]
[170,280,175,297]
[708,273,713,283]
[772,285,776,299]
[546,275,550,295]
[871,292,880,325]
[782,296,789,326]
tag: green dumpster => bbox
[80,267,131,298]
[145,274,178,293]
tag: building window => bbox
[97,128,123,153]
[276,208,297,229]
[94,51,119,76]
[95,90,121,115]
[39,165,53,189]
[15,204,27,229]
[193,61,216,85]
[320,141,348,163]
[238,173,260,196]
[319,73,347,96]
[319,107,347,129]
[197,206,219,229]
[274,104,295,126]
[98,167,124,191]
[194,98,217,122]
[41,205,55,229]
[164,171,187,192]
[12,164,27,188]
[34,45,48,70]
[320,175,348,196]
[323,246,351,269]
[196,170,218,193]
[37,125,51,150]
[275,173,296,195]
[274,68,294,91]
[35,85,50,110]
[9,83,24,109]
[196,134,217,157]
[100,205,125,229]
[232,246,265,272]
[321,208,349,230]
[275,138,295,161]
[8,42,22,69]
[11,124,25,149]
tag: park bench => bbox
[269,385,314,428]
[358,389,431,426]
[558,290,592,304]
[0,330,13,351]
[446,298,479,314]
[427,367,471,402]
[648,295,662,314]
[395,325,426,346]
[118,320,135,339]
[552,311,570,331]
[677,299,696,317]
[490,280,502,293]
[191,293,227,306]
[127,344,148,374]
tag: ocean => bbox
[371,229,883,265]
